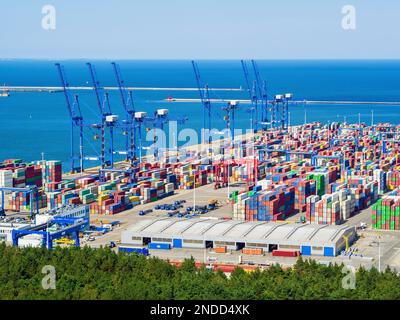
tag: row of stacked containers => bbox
[1,156,258,215]
[372,189,400,230]
[231,156,384,224]
[0,123,400,221]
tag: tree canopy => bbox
[0,243,398,300]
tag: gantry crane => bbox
[192,60,212,145]
[86,62,118,169]
[55,63,100,173]
[241,60,259,132]
[111,62,137,165]
[251,60,269,131]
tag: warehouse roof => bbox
[123,218,354,246]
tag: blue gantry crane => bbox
[111,62,137,165]
[55,63,102,173]
[241,60,259,132]
[251,60,269,131]
[86,62,118,169]
[11,216,88,249]
[192,60,212,145]
[245,60,293,131]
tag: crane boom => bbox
[191,60,211,144]
[86,63,110,115]
[55,63,82,121]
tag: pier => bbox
[165,98,400,105]
[1,86,243,93]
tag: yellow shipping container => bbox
[98,194,110,203]
[129,196,140,203]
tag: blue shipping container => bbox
[323,247,335,257]
[119,247,149,256]
[301,245,311,256]
[148,242,171,250]
[173,238,183,248]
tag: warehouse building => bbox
[0,223,33,243]
[121,218,356,257]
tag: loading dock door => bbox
[143,237,151,245]
[323,247,334,257]
[268,244,278,252]
[205,240,213,248]
[301,245,311,256]
[236,242,245,250]
[173,239,182,248]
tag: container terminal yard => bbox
[2,61,400,274]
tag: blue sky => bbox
[1,0,399,59]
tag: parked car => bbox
[138,209,153,216]
[167,210,179,217]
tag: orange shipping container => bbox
[214,246,227,254]
[242,248,263,255]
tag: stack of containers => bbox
[165,173,178,189]
[0,170,13,193]
[307,170,328,196]
[327,166,339,183]
[387,171,400,191]
[10,191,47,212]
[3,159,23,166]
[311,193,341,225]
[44,182,61,192]
[25,165,43,187]
[165,183,174,195]
[47,191,62,209]
[232,192,248,220]
[306,195,320,221]
[13,168,26,187]
[45,160,62,183]
[91,190,133,215]
[79,189,96,204]
[231,186,295,222]
[153,180,165,198]
[340,190,356,220]
[372,196,400,230]
[306,189,357,223]
[291,179,316,213]
[244,191,257,221]
[142,187,157,203]
[350,181,378,211]
[256,191,276,222]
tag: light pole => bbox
[378,234,381,272]
[371,110,374,126]
[193,170,196,214]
